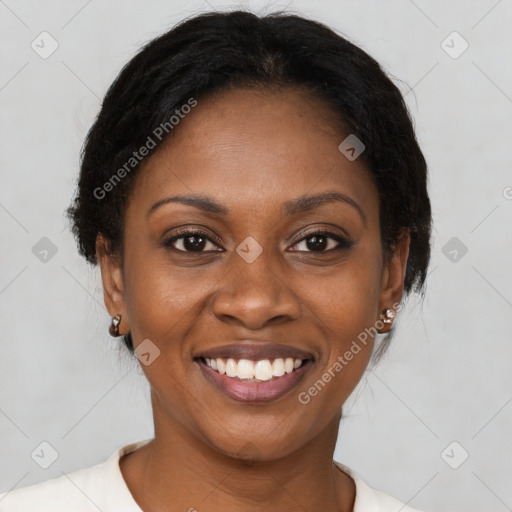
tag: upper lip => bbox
[194,342,314,361]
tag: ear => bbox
[96,234,129,335]
[378,228,410,332]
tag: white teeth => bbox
[273,357,285,377]
[254,359,273,381]
[225,358,237,377]
[237,359,255,379]
[203,357,305,380]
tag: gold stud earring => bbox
[109,314,122,337]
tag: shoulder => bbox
[0,439,151,512]
[0,467,100,512]
[0,462,109,512]
[334,461,425,512]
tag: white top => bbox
[0,439,423,511]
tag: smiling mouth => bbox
[194,355,314,403]
[198,356,309,382]
[193,342,315,403]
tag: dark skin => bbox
[97,87,410,512]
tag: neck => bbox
[120,396,355,512]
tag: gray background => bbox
[1,1,511,510]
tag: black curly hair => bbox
[66,10,432,359]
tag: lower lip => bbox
[195,358,314,404]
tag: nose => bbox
[211,247,301,330]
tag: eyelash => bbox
[163,228,354,253]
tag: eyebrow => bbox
[284,191,366,224]
[147,191,366,224]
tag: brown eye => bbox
[164,230,222,252]
[289,230,354,253]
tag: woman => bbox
[0,9,431,511]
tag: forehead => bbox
[128,87,379,222]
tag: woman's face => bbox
[98,87,409,460]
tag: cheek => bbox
[124,259,207,348]
[295,247,382,396]
[301,245,383,338]
[121,257,212,424]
